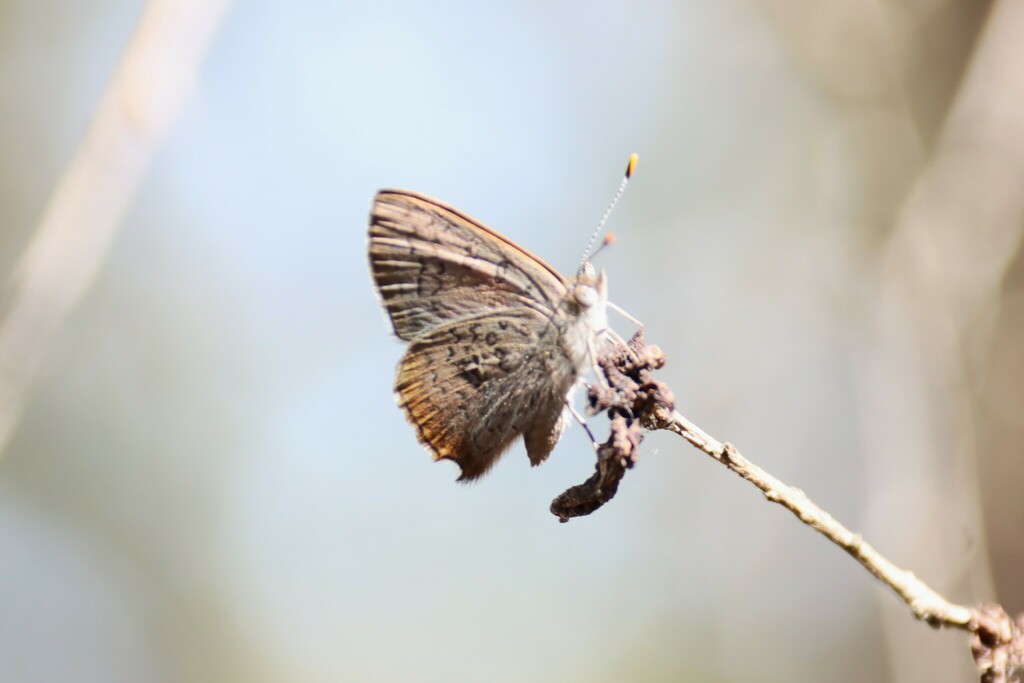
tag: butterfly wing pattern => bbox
[369,190,604,481]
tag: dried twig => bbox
[554,332,1023,682]
[661,411,1022,683]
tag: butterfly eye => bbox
[572,284,598,308]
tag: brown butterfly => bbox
[368,189,611,481]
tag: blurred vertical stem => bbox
[859,0,1024,680]
[0,0,233,458]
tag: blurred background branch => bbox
[856,1,1024,679]
[0,0,232,458]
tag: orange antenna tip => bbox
[603,233,617,246]
[579,156,636,269]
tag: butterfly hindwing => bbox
[395,308,577,480]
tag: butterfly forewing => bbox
[369,190,569,340]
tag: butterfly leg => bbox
[587,336,612,389]
[565,400,600,451]
[607,300,644,331]
[600,327,641,364]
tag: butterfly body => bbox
[369,190,606,481]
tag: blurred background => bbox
[0,0,1021,681]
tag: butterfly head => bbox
[570,261,607,311]
[567,261,609,369]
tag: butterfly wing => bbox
[395,308,578,481]
[369,190,569,340]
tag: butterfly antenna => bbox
[580,153,638,269]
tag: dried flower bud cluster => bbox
[550,331,675,522]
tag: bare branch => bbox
[661,404,1022,682]
[0,0,233,458]
[559,329,1021,681]
[665,410,976,628]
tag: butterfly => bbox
[368,189,613,481]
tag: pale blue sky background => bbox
[0,0,991,681]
